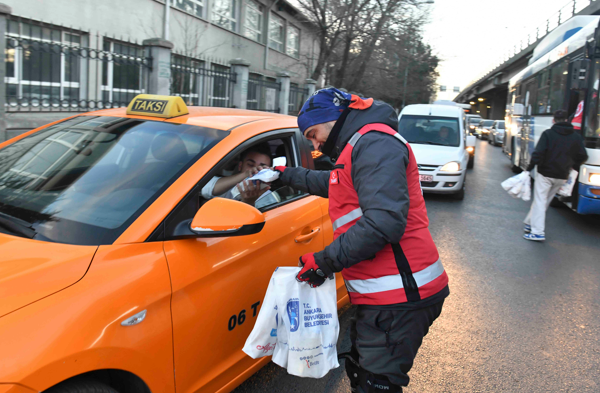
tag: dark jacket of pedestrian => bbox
[527,122,588,179]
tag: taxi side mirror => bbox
[466,135,476,147]
[190,198,265,237]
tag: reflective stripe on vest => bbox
[332,207,363,231]
[344,259,444,294]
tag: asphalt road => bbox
[234,139,600,393]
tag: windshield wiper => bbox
[424,141,448,146]
[0,212,36,238]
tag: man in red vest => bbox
[275,88,449,392]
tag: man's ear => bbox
[238,161,243,172]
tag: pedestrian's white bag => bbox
[243,267,339,379]
[501,171,531,201]
[557,169,578,197]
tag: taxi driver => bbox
[201,144,273,206]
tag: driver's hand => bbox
[245,165,270,178]
[237,179,270,206]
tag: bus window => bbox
[549,61,568,112]
[537,70,551,114]
[515,85,523,104]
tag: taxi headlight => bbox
[589,173,600,186]
[441,162,460,172]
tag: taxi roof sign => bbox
[126,94,189,119]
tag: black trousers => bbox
[349,299,445,389]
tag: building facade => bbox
[1,0,320,140]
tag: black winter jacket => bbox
[280,101,410,276]
[527,122,588,179]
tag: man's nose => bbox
[311,139,319,150]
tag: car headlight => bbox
[466,146,475,153]
[440,162,460,172]
[589,173,600,186]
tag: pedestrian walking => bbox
[523,109,588,241]
[274,88,449,392]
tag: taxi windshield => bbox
[0,116,228,245]
[398,115,460,147]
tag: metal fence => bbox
[247,74,280,112]
[289,84,308,116]
[171,54,236,108]
[5,17,152,112]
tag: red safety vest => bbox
[572,100,584,130]
[328,123,449,305]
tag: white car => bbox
[398,104,476,200]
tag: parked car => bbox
[476,119,494,139]
[398,104,477,200]
[466,114,482,135]
[0,95,349,393]
[488,120,505,146]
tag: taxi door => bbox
[163,132,326,393]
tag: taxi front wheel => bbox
[45,378,118,393]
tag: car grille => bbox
[418,165,438,172]
[420,181,439,187]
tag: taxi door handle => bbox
[294,227,321,243]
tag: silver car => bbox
[488,120,505,146]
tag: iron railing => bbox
[247,75,280,112]
[289,84,308,116]
[171,54,236,108]
[5,17,151,112]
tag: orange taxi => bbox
[0,95,349,393]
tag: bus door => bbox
[520,79,535,168]
[567,59,590,132]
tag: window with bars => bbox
[286,24,300,58]
[101,39,144,106]
[269,12,284,52]
[247,73,262,110]
[171,55,204,105]
[211,64,232,107]
[213,0,238,31]
[244,0,263,42]
[174,0,204,18]
[5,18,83,106]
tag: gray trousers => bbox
[524,172,566,236]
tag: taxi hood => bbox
[409,143,463,167]
[0,233,97,318]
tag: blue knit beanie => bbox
[297,88,352,134]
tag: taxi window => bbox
[0,116,228,245]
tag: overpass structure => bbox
[454,0,600,120]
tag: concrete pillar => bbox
[142,38,174,95]
[229,58,250,109]
[277,72,291,115]
[0,3,12,142]
[305,78,317,97]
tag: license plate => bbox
[419,175,433,182]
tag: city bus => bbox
[504,15,600,215]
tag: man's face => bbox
[440,127,449,138]
[238,151,272,173]
[304,121,335,151]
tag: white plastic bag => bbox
[558,169,578,197]
[243,267,340,379]
[272,267,339,379]
[502,171,530,201]
[242,275,278,359]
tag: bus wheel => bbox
[550,196,564,208]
